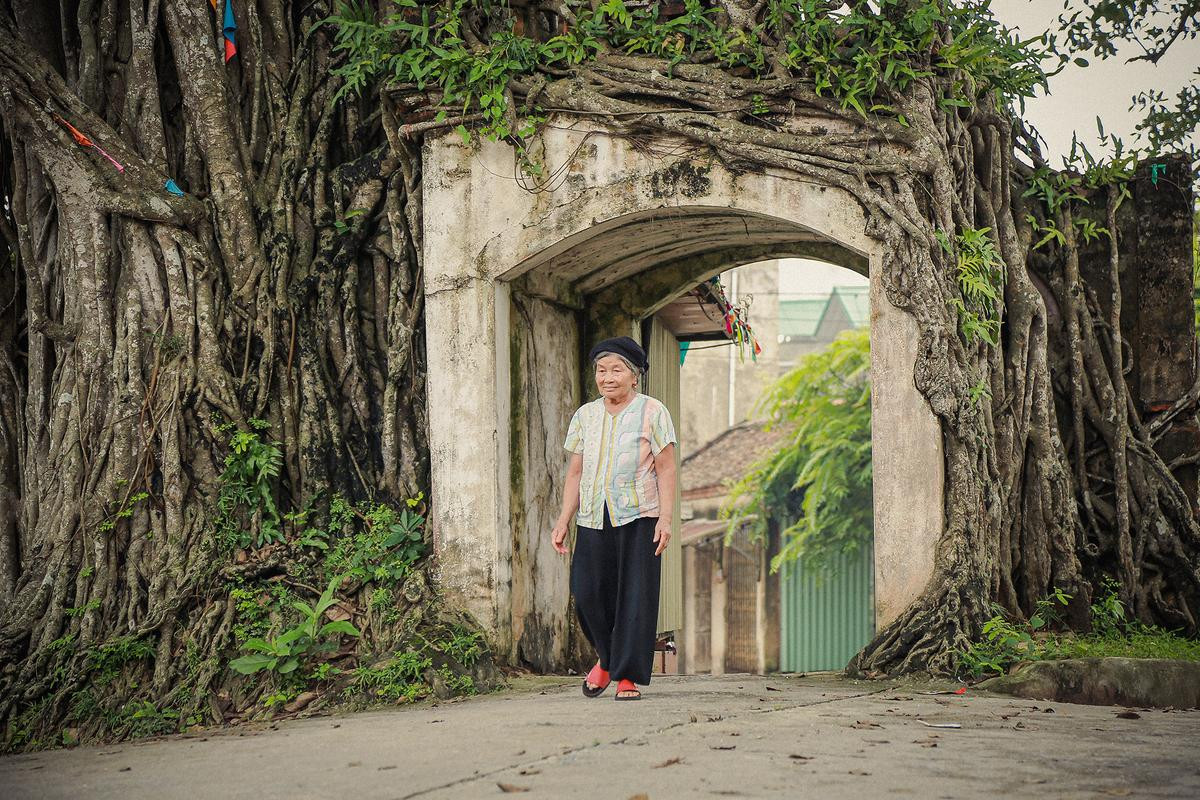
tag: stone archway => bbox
[421,120,943,668]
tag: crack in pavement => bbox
[399,686,894,799]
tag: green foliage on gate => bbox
[325,0,1053,147]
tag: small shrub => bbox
[351,650,433,702]
[229,574,360,676]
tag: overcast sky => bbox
[991,0,1200,162]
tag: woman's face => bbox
[594,355,637,401]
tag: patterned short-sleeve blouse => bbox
[564,393,677,530]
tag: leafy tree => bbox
[723,329,872,575]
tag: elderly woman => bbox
[551,336,677,701]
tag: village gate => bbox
[420,119,945,670]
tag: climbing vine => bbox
[327,0,1053,152]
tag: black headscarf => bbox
[588,336,649,373]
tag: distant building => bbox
[777,285,870,367]
[680,266,869,463]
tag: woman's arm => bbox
[652,443,676,556]
[552,453,584,555]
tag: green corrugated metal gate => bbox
[780,541,874,672]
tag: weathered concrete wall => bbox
[508,293,580,669]
[422,117,946,665]
[868,269,945,628]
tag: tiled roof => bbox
[778,286,869,340]
[681,421,791,497]
[833,285,870,328]
[778,298,827,338]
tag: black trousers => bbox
[570,509,661,685]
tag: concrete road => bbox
[2,673,1197,799]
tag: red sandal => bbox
[614,679,641,701]
[582,662,610,697]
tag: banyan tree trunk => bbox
[0,1,428,744]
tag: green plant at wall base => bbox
[436,625,484,666]
[216,420,284,550]
[959,583,1200,677]
[350,649,433,702]
[437,665,476,696]
[229,575,360,676]
[229,586,274,646]
[122,701,179,738]
[86,637,156,685]
[324,494,426,584]
[723,328,872,574]
[959,588,1072,676]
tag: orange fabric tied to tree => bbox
[52,115,124,173]
[210,0,238,63]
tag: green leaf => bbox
[320,620,362,638]
[277,658,301,674]
[275,627,307,648]
[229,654,276,675]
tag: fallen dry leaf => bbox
[653,757,684,769]
[284,691,318,713]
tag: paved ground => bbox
[2,673,1197,799]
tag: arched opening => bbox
[497,209,880,671]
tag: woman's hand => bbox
[653,518,672,556]
[552,518,570,556]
